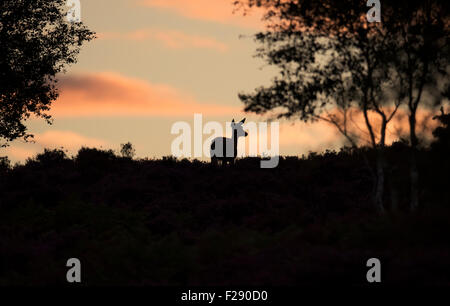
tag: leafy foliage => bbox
[0,0,95,146]
[432,108,450,153]
[235,0,449,147]
[0,156,10,172]
[235,0,449,213]
[120,142,136,159]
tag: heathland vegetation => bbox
[0,112,449,285]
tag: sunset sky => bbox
[6,0,353,162]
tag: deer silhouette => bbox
[210,118,248,166]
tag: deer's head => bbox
[231,118,248,138]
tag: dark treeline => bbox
[0,112,449,285]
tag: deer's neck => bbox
[232,130,238,143]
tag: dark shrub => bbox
[76,147,116,165]
[120,142,136,159]
[0,156,10,172]
[33,148,69,166]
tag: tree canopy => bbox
[235,0,449,145]
[0,0,95,147]
[235,0,449,212]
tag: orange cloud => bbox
[51,72,241,117]
[138,0,264,28]
[238,120,343,157]
[313,107,441,147]
[278,121,343,150]
[97,29,228,52]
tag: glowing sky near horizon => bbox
[5,0,352,162]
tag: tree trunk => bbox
[374,150,386,214]
[410,148,420,211]
[387,169,399,212]
[409,111,420,212]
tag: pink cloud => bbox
[138,0,264,28]
[97,29,228,52]
[51,72,241,117]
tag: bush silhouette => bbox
[432,110,450,153]
[0,156,10,172]
[120,142,136,159]
[31,148,69,166]
[76,147,116,165]
[0,139,449,285]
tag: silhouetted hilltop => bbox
[0,133,449,285]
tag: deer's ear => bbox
[240,118,246,124]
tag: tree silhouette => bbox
[0,0,95,147]
[432,107,450,153]
[120,142,136,159]
[383,1,449,210]
[235,0,400,213]
[234,0,449,213]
